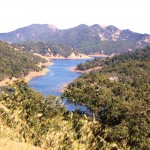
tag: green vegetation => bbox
[77,46,150,70]
[76,57,105,71]
[14,40,144,58]
[63,47,150,149]
[14,41,75,57]
[0,41,47,81]
[0,41,149,149]
[0,80,123,149]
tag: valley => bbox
[0,24,150,150]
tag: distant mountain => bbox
[0,24,149,54]
[90,24,150,42]
[0,24,59,43]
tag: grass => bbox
[0,138,43,150]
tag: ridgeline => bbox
[0,24,150,56]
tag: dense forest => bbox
[0,41,47,81]
[0,80,123,149]
[0,46,149,149]
[14,40,150,57]
[63,47,150,149]
[77,46,150,70]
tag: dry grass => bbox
[0,122,43,150]
[0,138,43,150]
[0,81,125,150]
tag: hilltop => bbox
[0,24,149,55]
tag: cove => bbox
[29,59,90,111]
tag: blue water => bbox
[29,59,91,111]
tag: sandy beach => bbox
[69,67,85,73]
[49,52,92,59]
[70,66,102,74]
[59,83,68,93]
[66,52,92,59]
[49,52,114,60]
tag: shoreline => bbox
[69,67,85,73]
[60,66,102,93]
[49,52,93,60]
[0,52,106,87]
[70,66,102,74]
[0,55,53,87]
[59,83,68,93]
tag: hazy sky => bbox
[1,0,150,34]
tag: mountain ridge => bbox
[0,24,149,43]
[0,24,149,54]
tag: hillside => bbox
[0,41,47,81]
[0,24,58,42]
[0,80,122,150]
[63,47,150,149]
[76,46,150,71]
[0,47,149,149]
[0,24,149,55]
[13,41,75,57]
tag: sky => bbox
[0,0,150,34]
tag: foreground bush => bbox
[0,80,125,149]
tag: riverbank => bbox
[59,83,68,93]
[59,66,102,93]
[70,66,102,73]
[49,52,92,59]
[0,54,53,87]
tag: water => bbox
[29,59,91,111]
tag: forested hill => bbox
[13,41,76,58]
[0,24,150,54]
[77,46,150,70]
[0,46,149,149]
[0,41,47,81]
[63,46,150,149]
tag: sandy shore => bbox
[60,66,102,93]
[70,66,102,74]
[48,54,65,59]
[49,52,92,59]
[59,83,68,93]
[0,52,107,87]
[24,68,50,82]
[0,54,53,87]
[0,138,43,150]
[67,53,92,59]
[47,52,110,60]
[69,67,85,73]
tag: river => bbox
[29,59,91,111]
